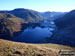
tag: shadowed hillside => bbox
[38,10,75,47]
[49,10,75,47]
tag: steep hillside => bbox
[0,39,75,56]
[49,10,75,47]
[0,12,27,39]
[38,10,75,47]
[55,10,75,29]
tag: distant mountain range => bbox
[0,8,66,22]
[40,11,67,21]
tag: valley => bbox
[0,8,75,56]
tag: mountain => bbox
[0,8,56,40]
[1,8,66,23]
[0,8,45,23]
[55,10,75,29]
[50,10,75,47]
[0,12,27,39]
[0,9,75,56]
[0,39,74,56]
[41,11,67,21]
[39,10,75,47]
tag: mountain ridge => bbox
[0,8,45,23]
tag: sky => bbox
[0,0,75,12]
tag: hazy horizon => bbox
[0,0,75,12]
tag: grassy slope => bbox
[0,39,75,56]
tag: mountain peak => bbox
[13,8,29,12]
[70,9,75,12]
[69,10,75,14]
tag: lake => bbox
[12,27,54,43]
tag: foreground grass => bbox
[0,39,75,56]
